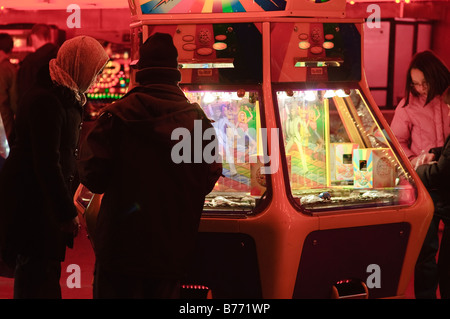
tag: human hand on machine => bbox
[412,150,435,170]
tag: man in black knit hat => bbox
[78,33,222,298]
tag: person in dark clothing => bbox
[416,86,450,299]
[16,24,59,103]
[0,33,18,146]
[0,35,108,298]
[77,33,223,299]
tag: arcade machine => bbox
[74,0,433,299]
[84,46,131,121]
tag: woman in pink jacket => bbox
[391,50,450,299]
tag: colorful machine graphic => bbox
[277,90,327,189]
[184,90,260,194]
[140,0,287,14]
[329,143,359,184]
[353,148,396,188]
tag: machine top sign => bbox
[128,0,346,18]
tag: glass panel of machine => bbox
[183,89,265,215]
[276,88,417,212]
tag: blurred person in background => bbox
[0,33,18,146]
[16,24,58,103]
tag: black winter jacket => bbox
[78,67,222,279]
[0,72,81,262]
[16,43,59,102]
[416,135,450,220]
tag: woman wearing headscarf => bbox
[0,36,108,298]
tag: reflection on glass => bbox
[184,89,264,214]
[276,88,417,212]
[0,114,10,171]
[278,90,327,189]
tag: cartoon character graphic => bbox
[285,105,308,173]
[235,104,256,157]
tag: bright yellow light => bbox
[324,90,335,98]
[212,42,227,50]
[323,41,334,49]
[298,41,311,50]
[336,89,349,97]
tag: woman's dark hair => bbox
[404,50,450,106]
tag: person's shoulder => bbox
[23,86,60,108]
[0,59,16,75]
[26,84,53,97]
[0,58,11,66]
[20,43,57,66]
[395,97,407,110]
[104,86,163,112]
[103,93,132,112]
[38,43,59,57]
[20,50,36,65]
[17,87,63,120]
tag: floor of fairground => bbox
[0,222,444,299]
[0,226,94,299]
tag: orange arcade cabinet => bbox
[74,0,433,299]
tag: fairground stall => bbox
[74,0,433,299]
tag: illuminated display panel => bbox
[183,88,267,215]
[85,51,131,120]
[87,60,129,99]
[275,87,417,213]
